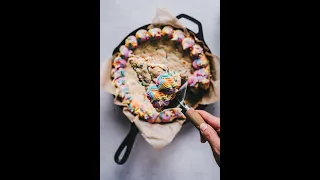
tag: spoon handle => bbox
[185,107,206,129]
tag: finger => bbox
[216,128,220,136]
[200,123,220,153]
[200,131,206,143]
[196,110,220,130]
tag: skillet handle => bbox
[114,123,139,165]
[176,14,204,41]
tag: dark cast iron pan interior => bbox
[113,14,211,165]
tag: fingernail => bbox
[200,123,208,133]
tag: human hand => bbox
[196,110,220,167]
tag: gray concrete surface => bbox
[100,1,220,179]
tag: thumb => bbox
[200,123,220,154]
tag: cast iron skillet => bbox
[113,14,211,165]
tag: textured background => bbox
[100,0,220,179]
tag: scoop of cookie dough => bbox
[119,45,132,59]
[171,30,185,43]
[148,28,162,40]
[190,44,204,58]
[112,77,125,88]
[111,68,125,80]
[156,71,181,94]
[136,29,150,42]
[192,55,209,69]
[161,26,174,39]
[194,67,210,78]
[113,56,127,69]
[146,84,171,111]
[128,94,159,122]
[116,85,129,98]
[125,35,138,50]
[157,108,186,123]
[182,37,195,50]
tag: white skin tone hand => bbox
[196,110,220,167]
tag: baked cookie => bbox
[111,25,213,123]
